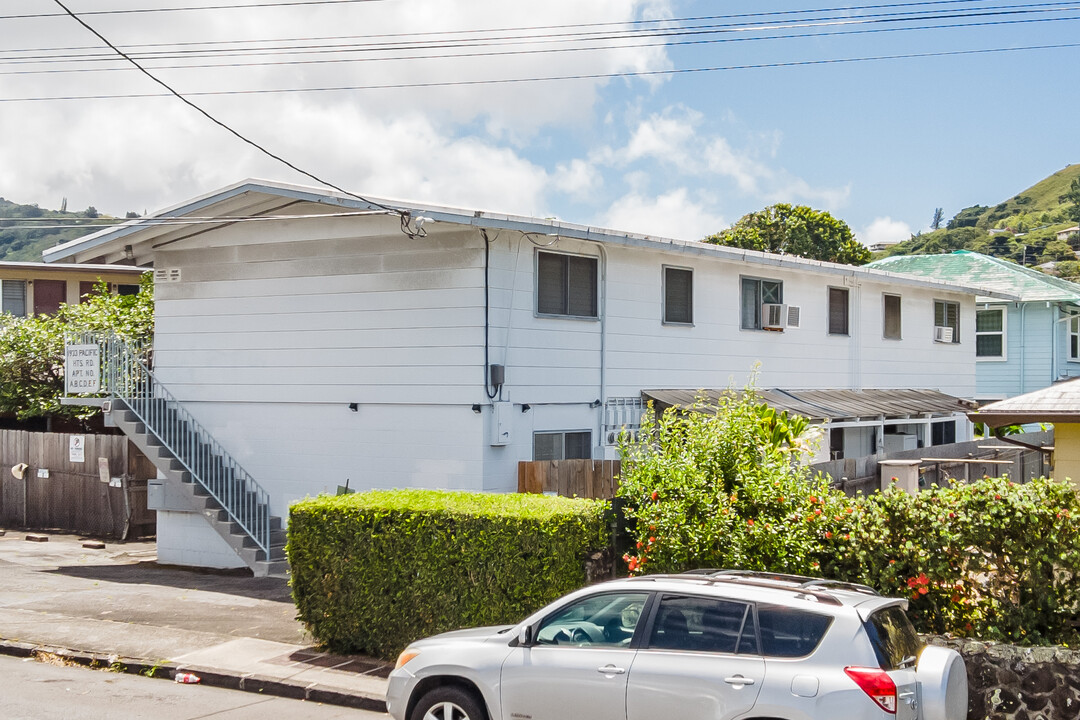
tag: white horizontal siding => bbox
[154,221,487,409]
[182,401,487,515]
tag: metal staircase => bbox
[93,335,286,577]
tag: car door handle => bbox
[724,676,755,686]
[597,665,626,675]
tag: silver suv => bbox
[387,570,968,720]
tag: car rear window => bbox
[756,604,833,658]
[865,605,922,670]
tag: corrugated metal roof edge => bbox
[0,260,145,274]
[42,178,1015,299]
[869,251,1080,302]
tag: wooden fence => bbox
[0,430,156,539]
[518,459,621,499]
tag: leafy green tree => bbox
[931,207,944,230]
[84,206,99,219]
[703,203,870,265]
[0,274,153,425]
[1063,178,1080,224]
[1039,239,1075,263]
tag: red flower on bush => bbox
[651,491,659,501]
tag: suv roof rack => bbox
[708,570,880,597]
[628,569,879,605]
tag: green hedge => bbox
[287,489,610,659]
[826,475,1080,646]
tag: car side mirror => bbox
[516,625,533,647]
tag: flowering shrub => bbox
[617,387,1080,645]
[828,475,1080,645]
[616,389,843,576]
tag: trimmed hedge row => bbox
[287,489,609,659]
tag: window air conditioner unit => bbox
[763,303,801,330]
[786,305,801,329]
[934,326,954,343]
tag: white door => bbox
[500,591,650,720]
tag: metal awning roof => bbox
[968,377,1080,427]
[641,388,976,422]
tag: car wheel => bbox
[410,685,487,720]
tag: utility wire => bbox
[3,14,1077,76]
[49,0,416,231]
[8,0,1077,62]
[6,0,393,20]
[5,39,1078,103]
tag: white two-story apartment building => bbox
[46,180,1005,570]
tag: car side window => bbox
[647,595,754,654]
[757,604,833,658]
[535,592,649,648]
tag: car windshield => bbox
[865,605,922,669]
[536,592,649,647]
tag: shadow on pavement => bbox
[46,560,293,602]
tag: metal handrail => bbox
[77,332,271,558]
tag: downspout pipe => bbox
[1019,302,1028,395]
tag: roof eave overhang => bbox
[967,411,1080,427]
[39,179,1016,298]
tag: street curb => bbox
[0,639,388,713]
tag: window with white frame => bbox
[975,307,1006,359]
[740,277,783,330]
[883,294,902,340]
[1,280,26,317]
[828,287,849,336]
[1070,315,1080,361]
[536,251,598,318]
[934,300,960,343]
[533,431,592,461]
[663,266,693,325]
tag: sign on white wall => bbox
[64,344,100,393]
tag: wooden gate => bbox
[0,430,155,538]
[518,459,621,499]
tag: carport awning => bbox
[640,388,977,423]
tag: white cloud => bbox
[552,160,602,196]
[0,0,675,214]
[859,217,912,247]
[600,188,725,241]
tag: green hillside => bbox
[875,164,1080,270]
[0,198,115,262]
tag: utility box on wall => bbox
[491,402,512,446]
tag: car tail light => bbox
[845,666,897,714]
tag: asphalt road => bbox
[0,654,389,720]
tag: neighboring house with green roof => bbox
[868,250,1080,401]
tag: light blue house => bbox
[868,251,1080,401]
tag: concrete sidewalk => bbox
[0,530,390,712]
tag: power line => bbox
[49,0,415,231]
[4,39,1078,103]
[2,14,1077,76]
[7,0,1077,63]
[5,0,393,21]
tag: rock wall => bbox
[927,637,1080,719]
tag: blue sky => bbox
[1,0,1077,246]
